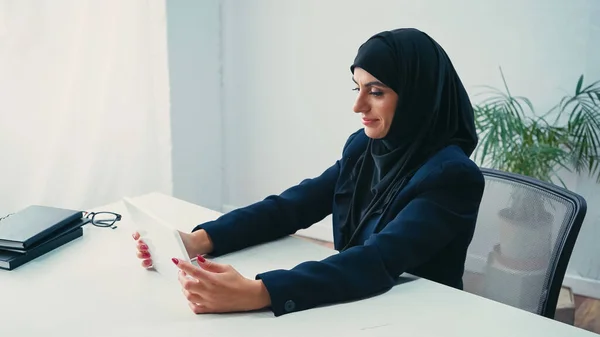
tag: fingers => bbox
[141,259,153,268]
[178,270,210,309]
[173,259,216,282]
[137,240,149,252]
[178,271,206,301]
[182,288,204,304]
[133,233,149,253]
[188,302,208,314]
[174,261,227,315]
[139,245,152,268]
[181,279,211,315]
[136,240,150,259]
[133,232,150,252]
[133,233,149,251]
[133,232,152,268]
[196,255,229,273]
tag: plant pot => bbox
[482,244,547,312]
[497,198,554,262]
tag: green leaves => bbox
[472,70,600,188]
[562,75,600,182]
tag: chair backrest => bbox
[462,167,587,319]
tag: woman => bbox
[133,28,485,317]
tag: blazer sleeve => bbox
[255,160,485,316]
[192,130,363,256]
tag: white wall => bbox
[166,0,223,212]
[216,0,600,296]
[0,0,172,215]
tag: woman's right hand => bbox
[132,229,214,269]
[132,231,153,268]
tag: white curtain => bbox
[0,0,172,215]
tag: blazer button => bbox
[284,300,296,312]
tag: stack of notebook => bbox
[0,205,86,270]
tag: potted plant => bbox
[472,69,600,310]
[473,68,600,183]
[472,68,600,255]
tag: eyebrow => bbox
[352,77,388,88]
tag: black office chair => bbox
[462,167,587,319]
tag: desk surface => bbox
[0,192,595,337]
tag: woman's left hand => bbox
[172,256,271,314]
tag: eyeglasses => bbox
[84,211,122,229]
[0,212,14,222]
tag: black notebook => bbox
[0,217,88,254]
[0,224,83,270]
[0,205,83,249]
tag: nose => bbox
[353,92,369,114]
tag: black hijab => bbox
[340,28,478,248]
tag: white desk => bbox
[0,192,595,337]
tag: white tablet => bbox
[123,197,190,280]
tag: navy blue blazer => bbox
[193,129,485,316]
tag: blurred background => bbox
[0,0,598,329]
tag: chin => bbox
[363,127,385,139]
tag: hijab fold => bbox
[340,28,478,249]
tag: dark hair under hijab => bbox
[340,28,478,249]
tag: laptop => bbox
[122,197,190,279]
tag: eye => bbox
[370,90,383,97]
[352,87,360,92]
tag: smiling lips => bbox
[362,117,379,126]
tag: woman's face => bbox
[352,67,398,139]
